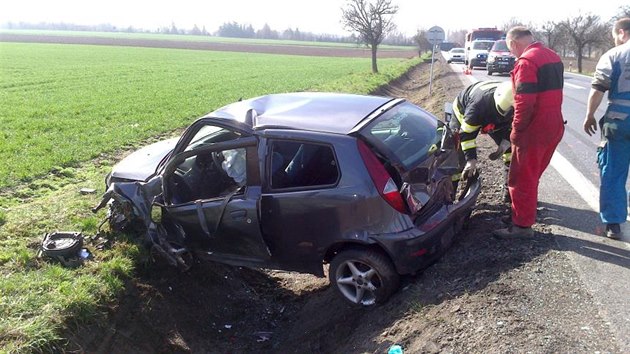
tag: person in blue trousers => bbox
[583,17,630,240]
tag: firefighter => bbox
[451,80,514,201]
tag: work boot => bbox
[605,223,621,240]
[502,188,511,203]
[501,164,511,204]
[492,225,534,239]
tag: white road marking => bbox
[550,151,599,211]
[565,82,585,90]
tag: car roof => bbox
[205,92,397,135]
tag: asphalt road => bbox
[446,60,630,352]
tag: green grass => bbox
[0,29,415,50]
[0,41,421,352]
[0,42,420,190]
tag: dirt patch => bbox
[65,61,619,353]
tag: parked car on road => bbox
[466,39,495,70]
[446,47,465,63]
[486,40,516,75]
[94,92,480,306]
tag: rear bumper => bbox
[469,58,487,67]
[374,179,481,274]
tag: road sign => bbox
[425,26,445,96]
[425,26,445,45]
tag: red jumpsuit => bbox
[509,42,564,227]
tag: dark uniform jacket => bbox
[453,81,512,161]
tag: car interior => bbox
[168,127,245,204]
[270,141,338,189]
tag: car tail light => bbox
[357,140,407,214]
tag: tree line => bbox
[1,20,414,46]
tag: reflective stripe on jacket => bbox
[452,81,510,160]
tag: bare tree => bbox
[341,0,398,73]
[448,29,467,47]
[413,29,432,55]
[537,21,566,52]
[616,5,630,19]
[558,14,608,73]
[502,18,525,32]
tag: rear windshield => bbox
[360,102,438,170]
[472,41,494,50]
[451,48,464,53]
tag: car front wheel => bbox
[329,249,400,306]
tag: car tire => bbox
[329,248,400,306]
[447,60,451,64]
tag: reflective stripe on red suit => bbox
[509,42,564,227]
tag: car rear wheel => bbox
[329,249,400,306]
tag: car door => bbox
[260,137,343,274]
[161,127,271,263]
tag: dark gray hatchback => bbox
[94,92,480,305]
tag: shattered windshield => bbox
[185,125,241,151]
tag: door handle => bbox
[230,210,247,219]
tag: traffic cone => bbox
[463,67,472,75]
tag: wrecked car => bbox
[93,92,480,306]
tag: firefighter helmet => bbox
[494,81,514,117]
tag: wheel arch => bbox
[323,241,393,266]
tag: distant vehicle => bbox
[486,40,516,75]
[464,27,504,65]
[446,48,465,63]
[466,40,495,70]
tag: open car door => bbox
[161,130,271,266]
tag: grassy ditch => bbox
[0,42,423,352]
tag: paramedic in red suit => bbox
[493,27,565,239]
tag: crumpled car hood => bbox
[111,137,179,182]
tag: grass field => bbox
[0,41,422,352]
[0,42,419,190]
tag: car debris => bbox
[40,231,91,267]
[79,188,97,195]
